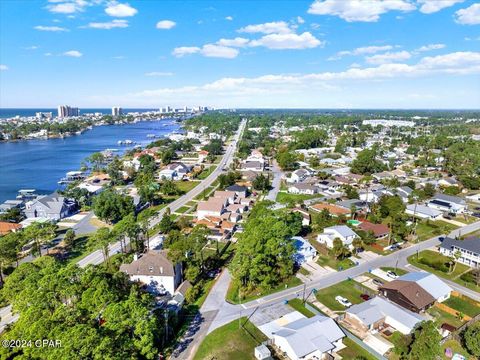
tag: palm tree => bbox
[450,250,462,274]
[88,228,115,267]
[352,238,363,256]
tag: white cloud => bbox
[156,20,176,29]
[330,45,394,60]
[238,21,292,34]
[105,2,137,17]
[365,50,412,64]
[249,31,323,49]
[44,52,53,56]
[24,45,39,50]
[63,50,83,57]
[415,43,446,52]
[417,0,464,14]
[47,0,90,14]
[465,36,480,41]
[172,44,238,59]
[225,16,233,21]
[145,72,174,77]
[201,44,239,58]
[113,55,125,59]
[308,0,416,22]
[85,19,128,29]
[172,46,201,57]
[455,3,480,25]
[0,65,8,71]
[34,25,69,32]
[297,16,305,24]
[216,37,250,47]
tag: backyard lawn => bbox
[407,250,480,293]
[315,280,368,311]
[441,339,476,360]
[226,276,302,304]
[427,306,465,328]
[276,192,321,204]
[193,318,266,360]
[337,337,377,360]
[444,296,480,318]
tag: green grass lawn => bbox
[407,250,480,293]
[315,280,367,311]
[276,192,321,204]
[337,337,377,360]
[427,306,465,328]
[444,296,480,318]
[174,180,200,193]
[287,298,315,318]
[193,318,266,360]
[441,339,476,360]
[175,206,190,214]
[380,267,407,276]
[298,267,310,276]
[317,254,355,271]
[197,166,215,180]
[226,276,302,304]
[415,221,458,241]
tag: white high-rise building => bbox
[112,107,123,116]
[57,105,79,118]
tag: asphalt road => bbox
[77,118,247,268]
[265,160,282,202]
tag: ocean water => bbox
[0,119,180,203]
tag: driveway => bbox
[265,160,282,202]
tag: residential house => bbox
[379,272,452,313]
[196,198,227,220]
[288,169,311,183]
[426,193,466,214]
[24,194,76,221]
[292,236,317,264]
[158,162,191,181]
[213,190,237,204]
[120,250,183,296]
[225,184,248,198]
[438,177,459,187]
[439,236,480,268]
[317,225,359,249]
[309,202,351,217]
[344,296,424,336]
[0,221,22,236]
[336,199,369,213]
[406,204,443,220]
[259,311,345,360]
[288,183,319,195]
[395,186,413,203]
[292,208,311,226]
[240,161,264,172]
[358,221,390,239]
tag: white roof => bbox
[325,225,358,238]
[407,204,442,217]
[398,272,452,300]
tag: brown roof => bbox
[380,280,435,309]
[310,202,351,216]
[213,190,236,200]
[197,198,226,213]
[120,250,175,277]
[358,221,390,237]
[0,221,22,235]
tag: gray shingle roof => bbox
[440,237,480,255]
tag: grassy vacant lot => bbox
[337,337,377,360]
[444,296,480,318]
[197,166,215,180]
[276,192,321,204]
[407,250,480,293]
[226,276,302,304]
[287,298,315,318]
[174,180,200,193]
[315,280,367,311]
[193,318,266,360]
[427,306,465,328]
[415,221,458,241]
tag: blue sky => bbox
[0,0,479,109]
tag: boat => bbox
[146,134,157,138]
[16,189,38,201]
[117,139,136,145]
[58,171,86,185]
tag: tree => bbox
[160,180,180,196]
[161,148,176,165]
[352,238,363,255]
[332,238,349,260]
[464,321,480,357]
[0,233,19,283]
[107,156,124,185]
[252,174,270,191]
[350,148,385,175]
[276,151,297,171]
[64,229,76,249]
[423,183,436,197]
[203,139,223,155]
[449,249,462,274]
[115,214,142,253]
[230,203,296,291]
[23,221,57,256]
[88,227,115,266]
[0,207,24,223]
[92,189,135,224]
[138,154,157,174]
[344,185,359,199]
[218,171,241,189]
[407,321,442,360]
[86,152,106,171]
[158,214,176,234]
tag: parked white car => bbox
[335,295,352,307]
[386,270,399,279]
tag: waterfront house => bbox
[439,236,480,268]
[120,250,182,296]
[379,272,452,313]
[24,193,76,221]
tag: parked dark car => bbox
[473,212,480,218]
[372,278,384,287]
[360,294,371,301]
